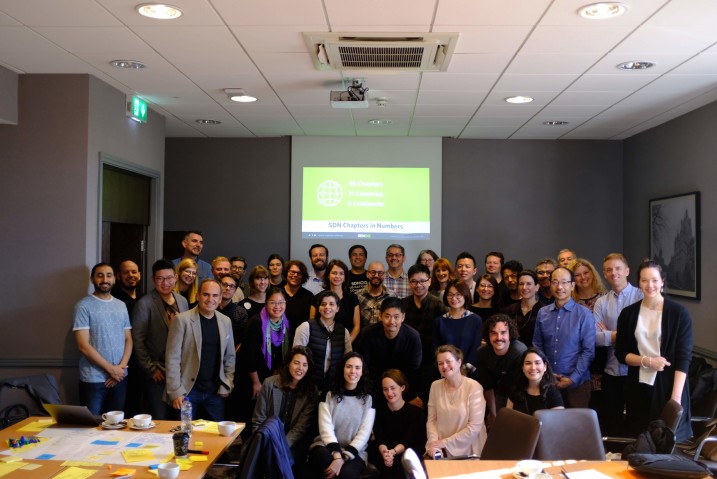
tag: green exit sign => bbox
[130,96,148,123]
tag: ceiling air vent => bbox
[303,32,459,72]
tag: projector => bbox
[330,79,369,108]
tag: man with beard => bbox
[473,314,527,428]
[535,258,557,305]
[172,231,212,283]
[166,279,235,421]
[112,260,142,314]
[304,244,328,295]
[356,261,394,327]
[347,244,368,294]
[498,260,523,308]
[131,259,189,419]
[73,263,132,415]
[230,256,249,301]
[384,244,409,298]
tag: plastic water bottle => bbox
[181,397,193,434]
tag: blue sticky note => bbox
[36,454,55,460]
[91,440,119,446]
[125,443,141,448]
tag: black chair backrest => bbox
[534,408,606,460]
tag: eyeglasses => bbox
[231,266,245,272]
[287,270,302,277]
[367,270,385,277]
[409,279,429,286]
[267,301,286,307]
[155,276,176,283]
[551,280,573,287]
[182,271,197,277]
[221,283,237,289]
[386,253,403,258]
[478,284,494,289]
[446,292,463,299]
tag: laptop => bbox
[42,403,101,426]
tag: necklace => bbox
[444,377,463,404]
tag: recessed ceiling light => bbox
[368,119,393,125]
[225,88,257,103]
[617,61,655,70]
[543,121,570,126]
[110,60,146,69]
[578,2,628,19]
[136,4,183,20]
[505,96,534,104]
[195,119,221,125]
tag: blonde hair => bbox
[570,258,607,297]
[175,258,199,304]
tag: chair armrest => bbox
[692,436,717,460]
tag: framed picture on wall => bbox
[649,191,700,299]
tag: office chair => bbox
[534,409,606,460]
[480,408,541,460]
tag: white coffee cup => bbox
[101,410,124,424]
[133,414,152,428]
[528,474,552,479]
[516,460,544,477]
[218,420,236,436]
[158,463,180,479]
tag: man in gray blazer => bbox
[165,279,235,421]
[132,259,189,419]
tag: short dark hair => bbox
[501,260,524,276]
[309,244,328,257]
[535,258,558,269]
[455,251,476,267]
[442,280,473,308]
[485,252,504,266]
[183,230,203,240]
[91,262,113,277]
[267,253,285,267]
[518,269,538,285]
[230,256,247,267]
[315,290,340,311]
[407,263,430,279]
[482,313,519,342]
[386,244,405,255]
[152,259,175,275]
[349,245,367,257]
[266,286,288,301]
[380,297,404,314]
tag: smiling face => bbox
[288,353,309,386]
[220,277,237,300]
[92,265,115,294]
[409,272,431,298]
[445,286,466,310]
[286,265,304,287]
[522,352,547,384]
[380,306,404,339]
[603,258,629,291]
[118,260,141,289]
[434,266,450,284]
[230,260,246,280]
[382,377,405,407]
[179,267,197,286]
[639,266,664,300]
[419,253,435,272]
[573,265,594,291]
[343,356,363,390]
[518,274,538,300]
[436,351,461,380]
[536,263,555,289]
[310,246,328,272]
[550,268,574,306]
[367,262,385,287]
[198,281,221,317]
[558,250,576,267]
[318,295,338,320]
[455,258,476,283]
[485,255,502,275]
[328,264,345,287]
[489,321,511,355]
[476,279,495,301]
[350,248,367,270]
[212,260,231,279]
[253,275,269,293]
[386,246,405,270]
[154,268,177,295]
[266,292,287,320]
[182,233,203,257]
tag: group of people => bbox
[72,231,695,478]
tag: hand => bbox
[104,377,118,388]
[172,396,185,410]
[556,376,574,389]
[324,458,343,478]
[218,392,229,398]
[611,330,617,344]
[251,381,262,399]
[107,364,127,382]
[597,321,607,332]
[152,369,165,383]
[427,440,444,458]
[650,356,671,371]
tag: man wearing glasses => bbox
[131,259,189,419]
[533,267,595,408]
[217,274,249,347]
[535,258,557,305]
[384,244,410,298]
[356,261,394,327]
[230,256,249,301]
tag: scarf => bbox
[260,307,290,371]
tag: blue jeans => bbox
[186,389,225,422]
[79,379,128,415]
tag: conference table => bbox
[0,417,244,479]
[426,459,644,478]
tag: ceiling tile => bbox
[325,0,435,26]
[434,0,551,26]
[0,0,119,26]
[34,26,153,54]
[433,25,532,54]
[494,74,577,91]
[421,73,498,91]
[506,53,602,75]
[96,0,223,27]
[211,0,328,26]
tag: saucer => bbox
[101,420,127,430]
[129,420,156,430]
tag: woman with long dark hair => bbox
[253,346,319,466]
[507,347,564,415]
[308,352,375,479]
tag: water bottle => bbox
[181,397,193,434]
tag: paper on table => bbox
[0,461,27,477]
[112,468,136,476]
[560,470,614,479]
[122,449,155,463]
[20,463,42,471]
[175,457,193,470]
[17,420,55,433]
[52,466,98,479]
[189,455,207,462]
[61,461,104,467]
[435,468,514,479]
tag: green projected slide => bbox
[302,167,430,239]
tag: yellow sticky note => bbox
[192,420,208,427]
[112,468,136,476]
[121,449,155,463]
[0,457,21,463]
[0,462,27,476]
[175,458,193,470]
[61,461,104,467]
[53,466,98,479]
[202,422,219,434]
[193,442,203,447]
[189,455,207,462]
[17,420,55,432]
[140,444,160,449]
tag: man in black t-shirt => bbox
[347,244,368,294]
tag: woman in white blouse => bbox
[426,344,487,458]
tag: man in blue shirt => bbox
[593,253,643,435]
[534,267,595,408]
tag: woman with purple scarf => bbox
[231,287,292,435]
